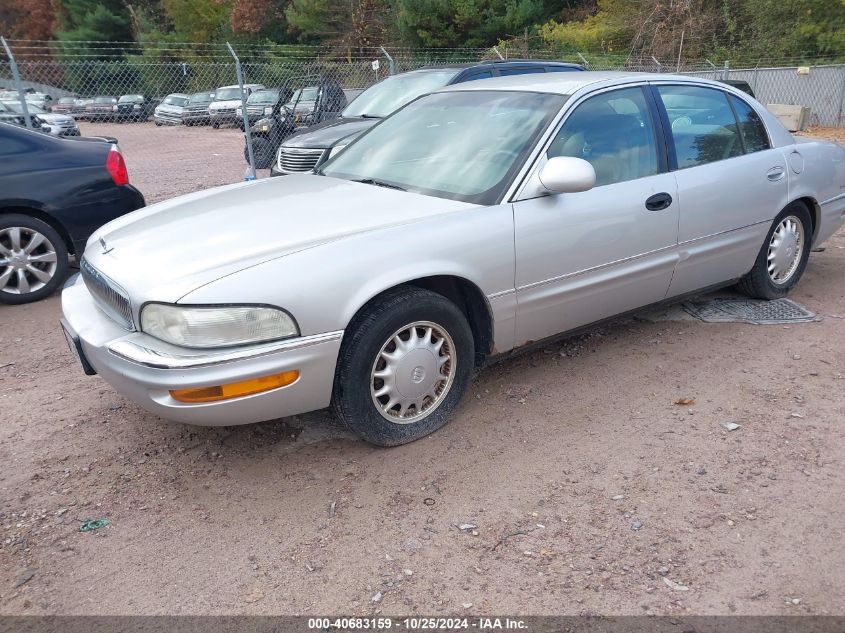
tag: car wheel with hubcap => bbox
[0,214,68,305]
[737,202,812,300]
[332,287,474,446]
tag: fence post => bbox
[492,46,505,61]
[577,52,590,69]
[379,46,395,75]
[226,42,256,181]
[723,60,730,80]
[836,65,845,127]
[652,56,663,73]
[1,36,33,129]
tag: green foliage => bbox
[396,0,553,48]
[54,0,133,43]
[161,0,233,42]
[739,0,845,58]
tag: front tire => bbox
[737,202,812,299]
[0,214,69,305]
[332,287,474,446]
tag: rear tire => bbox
[737,202,812,300]
[247,138,274,169]
[0,214,69,305]
[212,121,219,129]
[331,287,474,446]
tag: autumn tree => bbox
[0,0,57,40]
[286,0,394,50]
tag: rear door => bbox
[651,83,789,297]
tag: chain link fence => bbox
[2,39,845,202]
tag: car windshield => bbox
[321,90,565,205]
[119,95,143,103]
[189,93,213,104]
[343,69,460,118]
[248,89,279,104]
[94,97,116,104]
[164,95,188,106]
[3,101,45,114]
[58,97,76,104]
[215,87,242,100]
[287,87,319,105]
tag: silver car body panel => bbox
[63,72,845,426]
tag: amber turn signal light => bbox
[170,370,300,403]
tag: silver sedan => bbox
[61,72,845,445]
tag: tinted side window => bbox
[657,85,742,169]
[462,71,493,81]
[547,87,659,187]
[499,67,544,76]
[729,95,770,153]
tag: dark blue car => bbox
[270,59,585,175]
[0,123,145,304]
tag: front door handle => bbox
[767,166,786,181]
[645,192,673,211]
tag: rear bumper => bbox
[68,184,145,256]
[61,276,342,426]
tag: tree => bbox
[286,0,393,50]
[54,0,134,42]
[160,0,232,43]
[396,0,556,48]
[0,0,56,40]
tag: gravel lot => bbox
[0,120,843,616]
[77,120,269,203]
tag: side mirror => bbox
[538,156,596,194]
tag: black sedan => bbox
[0,123,145,304]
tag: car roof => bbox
[435,71,731,95]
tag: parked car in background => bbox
[86,96,118,121]
[182,92,215,126]
[73,98,95,119]
[246,79,347,169]
[209,83,264,128]
[235,88,282,127]
[720,78,755,97]
[115,94,158,122]
[0,122,144,304]
[61,72,845,444]
[51,96,79,115]
[0,101,79,136]
[271,59,585,176]
[25,92,54,111]
[153,93,190,126]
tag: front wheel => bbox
[0,214,69,304]
[737,202,813,299]
[332,287,474,446]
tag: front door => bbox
[514,85,680,344]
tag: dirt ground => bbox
[0,120,844,617]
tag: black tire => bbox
[212,121,219,129]
[247,138,274,169]
[0,213,69,305]
[332,287,474,446]
[737,202,813,300]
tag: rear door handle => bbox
[767,166,786,181]
[645,192,673,211]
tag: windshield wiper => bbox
[352,178,406,191]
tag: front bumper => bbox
[154,113,182,125]
[61,276,342,426]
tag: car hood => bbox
[209,100,241,110]
[40,113,74,124]
[156,104,183,113]
[283,117,378,149]
[84,174,477,304]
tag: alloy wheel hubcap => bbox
[767,216,804,284]
[0,227,58,295]
[370,321,456,424]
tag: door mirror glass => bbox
[538,156,596,193]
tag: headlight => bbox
[140,303,299,348]
[112,105,118,111]
[328,144,348,159]
[264,106,273,115]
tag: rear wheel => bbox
[737,202,812,299]
[332,287,474,446]
[0,214,69,305]
[246,138,274,169]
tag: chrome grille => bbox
[277,147,326,173]
[80,257,134,330]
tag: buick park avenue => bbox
[61,72,845,446]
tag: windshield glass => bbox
[119,95,142,103]
[343,69,460,118]
[248,89,279,104]
[58,97,76,104]
[287,87,319,105]
[189,93,213,104]
[164,95,188,106]
[94,97,116,104]
[322,90,564,205]
[214,87,242,101]
[4,101,45,114]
